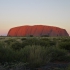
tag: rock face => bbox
[7,25,69,37]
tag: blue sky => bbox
[0,0,70,36]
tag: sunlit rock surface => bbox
[7,25,69,37]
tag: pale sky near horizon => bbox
[0,0,70,36]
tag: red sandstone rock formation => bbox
[7,25,69,37]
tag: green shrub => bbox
[61,38,70,42]
[4,39,16,45]
[11,42,23,51]
[21,38,41,46]
[40,38,50,41]
[21,38,56,47]
[19,45,51,68]
[59,42,70,51]
[0,42,5,47]
[0,47,17,63]
[47,47,68,61]
[21,38,27,41]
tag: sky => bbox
[0,0,70,36]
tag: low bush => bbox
[47,47,68,61]
[19,45,51,68]
[59,42,70,51]
[11,42,23,51]
[21,38,27,41]
[0,47,17,64]
[0,42,5,47]
[21,38,56,47]
[61,38,70,42]
[4,39,16,45]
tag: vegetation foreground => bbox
[0,36,70,70]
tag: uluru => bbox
[7,25,69,37]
